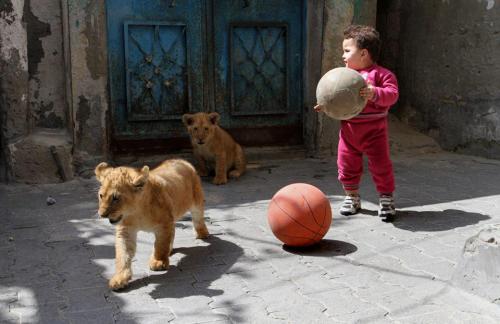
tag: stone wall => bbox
[25,0,67,130]
[0,0,29,181]
[313,0,377,156]
[0,0,72,183]
[65,0,109,175]
[379,0,500,159]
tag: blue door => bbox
[212,0,304,145]
[107,0,304,152]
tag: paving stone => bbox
[307,287,386,322]
[62,306,116,324]
[199,275,261,308]
[58,287,113,313]
[213,301,283,324]
[10,301,67,324]
[109,293,175,323]
[265,297,330,323]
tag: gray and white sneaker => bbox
[340,195,361,216]
[378,195,396,219]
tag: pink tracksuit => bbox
[337,64,399,194]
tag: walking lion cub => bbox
[95,159,209,290]
[182,112,246,185]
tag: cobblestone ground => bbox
[1,151,500,323]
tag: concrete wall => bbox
[381,0,500,159]
[0,0,73,183]
[0,0,30,181]
[313,0,377,156]
[65,0,109,175]
[25,0,67,129]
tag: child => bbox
[315,25,399,219]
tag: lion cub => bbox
[95,159,209,290]
[182,112,246,185]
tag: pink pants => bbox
[337,118,395,194]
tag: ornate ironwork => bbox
[125,22,188,120]
[231,24,287,115]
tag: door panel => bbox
[230,23,288,116]
[124,21,189,121]
[107,0,304,152]
[106,0,204,143]
[213,0,304,145]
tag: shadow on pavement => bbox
[390,209,490,232]
[120,235,243,300]
[282,239,357,256]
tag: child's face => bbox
[342,38,370,70]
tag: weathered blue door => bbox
[107,0,304,152]
[212,0,304,145]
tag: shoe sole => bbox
[340,208,361,216]
[378,211,396,222]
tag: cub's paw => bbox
[195,227,209,239]
[149,258,169,271]
[228,170,241,179]
[212,176,227,185]
[109,273,130,291]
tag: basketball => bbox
[316,67,367,120]
[267,183,332,247]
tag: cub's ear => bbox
[95,162,110,182]
[208,112,220,125]
[182,114,194,126]
[132,166,149,189]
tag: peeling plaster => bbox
[0,0,28,71]
[82,0,106,80]
[22,0,51,77]
[26,0,67,130]
[0,0,14,23]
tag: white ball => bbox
[316,67,367,120]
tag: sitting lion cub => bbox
[95,159,209,290]
[182,112,246,185]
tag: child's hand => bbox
[360,82,376,101]
[313,104,323,112]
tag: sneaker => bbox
[340,195,361,216]
[378,195,396,218]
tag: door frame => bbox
[106,0,325,155]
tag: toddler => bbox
[315,25,399,219]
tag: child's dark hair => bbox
[343,25,381,62]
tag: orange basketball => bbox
[267,183,332,247]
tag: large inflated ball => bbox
[316,67,367,120]
[268,183,332,247]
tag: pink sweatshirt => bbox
[350,64,399,122]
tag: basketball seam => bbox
[299,191,323,227]
[298,189,329,242]
[300,192,330,242]
[272,199,318,235]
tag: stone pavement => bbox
[1,150,500,323]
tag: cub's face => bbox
[182,112,220,145]
[94,163,149,225]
